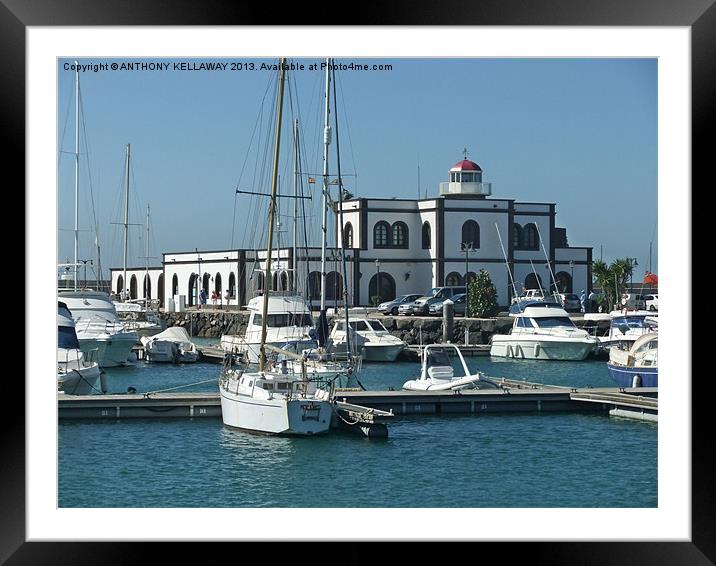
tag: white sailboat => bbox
[219,58,334,435]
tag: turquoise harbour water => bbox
[59,340,657,508]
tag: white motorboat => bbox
[607,331,658,388]
[114,300,164,337]
[140,326,199,363]
[599,310,658,348]
[490,301,598,360]
[57,301,105,394]
[403,344,499,391]
[219,294,314,363]
[58,290,139,367]
[329,318,406,362]
[219,58,334,436]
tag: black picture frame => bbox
[7,1,709,562]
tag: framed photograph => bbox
[10,0,707,561]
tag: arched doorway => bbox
[202,273,211,294]
[172,274,178,298]
[117,275,124,295]
[326,271,343,302]
[228,273,236,297]
[445,272,463,286]
[158,274,165,305]
[188,273,197,306]
[465,271,477,286]
[214,273,222,295]
[129,275,137,299]
[143,274,151,300]
[307,271,321,301]
[368,272,396,304]
[280,271,289,292]
[524,273,543,290]
[555,271,572,293]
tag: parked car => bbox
[557,293,581,313]
[643,293,658,311]
[621,293,646,310]
[428,293,467,316]
[378,294,423,315]
[398,302,416,316]
[412,286,467,316]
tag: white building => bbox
[110,158,592,310]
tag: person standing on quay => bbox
[199,288,207,310]
[224,289,231,310]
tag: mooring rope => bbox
[143,378,219,397]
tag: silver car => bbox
[428,293,467,316]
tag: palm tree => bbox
[591,258,635,311]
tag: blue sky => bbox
[57,57,657,278]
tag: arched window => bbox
[129,275,137,299]
[117,275,124,295]
[158,273,164,305]
[272,272,279,291]
[343,222,354,248]
[172,274,178,297]
[143,274,151,299]
[464,271,477,286]
[523,223,539,249]
[513,223,523,248]
[555,271,572,293]
[214,273,222,295]
[280,271,289,292]
[307,271,321,300]
[368,272,396,304]
[373,221,390,248]
[391,222,409,248]
[326,271,343,301]
[524,273,543,290]
[421,222,431,249]
[446,272,463,286]
[461,220,480,248]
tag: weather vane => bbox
[462,147,469,160]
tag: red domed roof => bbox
[450,159,482,171]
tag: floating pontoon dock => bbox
[58,379,657,422]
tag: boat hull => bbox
[490,337,595,361]
[219,387,333,435]
[361,344,405,362]
[607,363,658,388]
[79,335,137,367]
[57,365,103,395]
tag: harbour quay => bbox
[58,381,657,423]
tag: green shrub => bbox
[467,269,498,317]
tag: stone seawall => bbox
[159,310,611,344]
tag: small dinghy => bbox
[403,344,499,391]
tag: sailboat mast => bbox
[74,61,79,291]
[123,143,131,297]
[259,58,287,372]
[331,66,352,359]
[293,119,299,292]
[145,204,150,302]
[320,58,332,313]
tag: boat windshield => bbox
[611,316,646,328]
[366,319,388,332]
[533,317,574,328]
[349,320,370,331]
[427,349,451,367]
[58,326,80,349]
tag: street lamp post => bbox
[569,260,574,293]
[374,258,381,306]
[78,259,92,289]
[196,248,202,309]
[461,242,473,286]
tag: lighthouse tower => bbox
[439,153,492,198]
